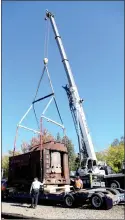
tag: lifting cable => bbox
[32,17,64,129]
[13,18,65,157]
[33,66,46,102]
[44,18,50,59]
[32,19,50,130]
[33,105,40,129]
[32,66,46,130]
[45,66,64,125]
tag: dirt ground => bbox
[2,201,125,219]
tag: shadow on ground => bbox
[4,198,92,210]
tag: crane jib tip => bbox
[46,10,54,18]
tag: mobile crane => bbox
[46,11,125,190]
[46,10,105,175]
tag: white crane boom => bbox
[46,11,97,168]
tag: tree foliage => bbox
[2,150,21,178]
[56,132,61,142]
[106,142,124,173]
[96,137,124,173]
[111,138,119,146]
[8,150,20,156]
[2,155,9,178]
[21,142,30,153]
[74,154,80,169]
[96,151,107,162]
[21,129,54,153]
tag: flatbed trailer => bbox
[3,185,125,210]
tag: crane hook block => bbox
[43,58,48,65]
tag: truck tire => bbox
[107,188,120,195]
[110,181,120,189]
[64,194,75,208]
[91,193,104,209]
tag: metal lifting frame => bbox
[13,64,65,155]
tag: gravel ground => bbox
[2,202,125,219]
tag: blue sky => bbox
[2,1,124,154]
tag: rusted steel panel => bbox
[10,153,30,166]
[8,141,70,186]
[30,141,68,153]
[63,153,70,184]
[43,148,70,185]
[9,151,40,166]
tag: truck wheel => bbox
[110,181,120,189]
[91,193,103,209]
[64,194,74,208]
[107,188,120,195]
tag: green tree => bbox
[21,129,54,152]
[106,143,124,173]
[56,132,61,142]
[21,142,30,153]
[74,153,80,169]
[41,129,54,143]
[2,150,20,178]
[96,137,124,172]
[8,150,20,156]
[111,138,119,146]
[119,136,124,145]
[96,151,107,162]
[2,155,9,178]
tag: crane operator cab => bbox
[76,158,106,176]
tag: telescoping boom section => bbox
[46,11,97,167]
